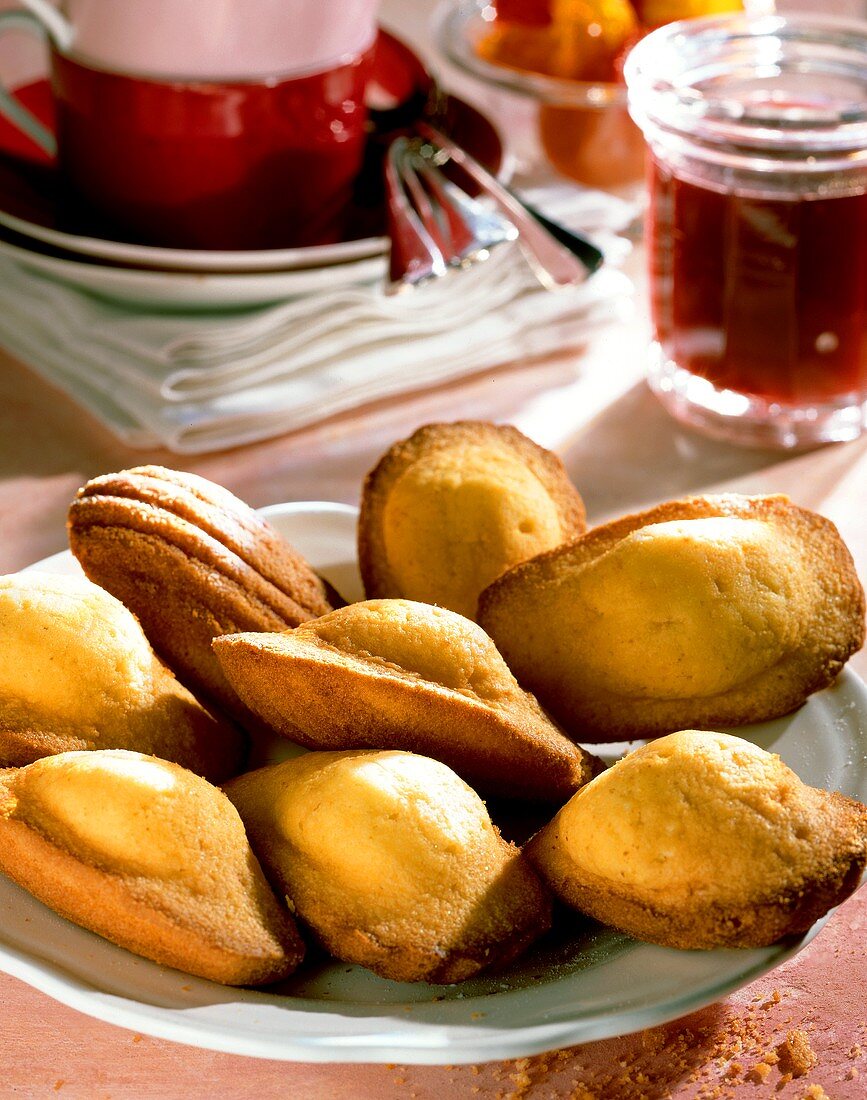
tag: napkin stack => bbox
[0,185,636,454]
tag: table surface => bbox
[2,2,867,1097]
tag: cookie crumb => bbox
[776,1029,818,1078]
[802,1086,829,1100]
[746,1063,771,1084]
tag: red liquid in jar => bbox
[648,155,867,404]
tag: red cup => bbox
[0,8,374,250]
[48,48,373,250]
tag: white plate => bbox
[6,499,867,1064]
[0,208,387,275]
[0,234,385,309]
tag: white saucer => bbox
[0,232,385,308]
[0,208,390,274]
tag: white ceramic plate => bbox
[0,208,388,275]
[0,234,385,309]
[6,499,867,1064]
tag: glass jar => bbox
[624,13,867,448]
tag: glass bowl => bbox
[435,0,646,190]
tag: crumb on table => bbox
[776,1029,819,1079]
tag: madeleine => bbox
[0,572,244,782]
[0,751,304,984]
[526,730,867,950]
[213,598,599,802]
[225,749,551,982]
[478,494,865,740]
[67,465,340,719]
[359,421,585,619]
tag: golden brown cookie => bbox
[213,599,599,802]
[67,465,341,719]
[0,751,305,984]
[478,494,865,740]
[224,749,551,983]
[526,730,867,949]
[0,572,244,782]
[359,421,586,618]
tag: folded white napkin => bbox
[0,186,634,454]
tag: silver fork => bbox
[416,124,605,289]
[384,136,518,293]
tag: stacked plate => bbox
[0,29,504,309]
[0,215,389,310]
[0,32,638,455]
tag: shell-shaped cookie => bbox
[359,421,586,619]
[67,465,341,719]
[526,730,867,949]
[0,751,305,984]
[478,494,865,740]
[213,599,599,802]
[0,572,245,782]
[224,749,551,983]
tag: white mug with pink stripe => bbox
[19,0,380,78]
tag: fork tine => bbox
[384,137,448,292]
[399,155,451,257]
[410,155,478,261]
[384,134,518,293]
[417,123,600,288]
[412,154,519,264]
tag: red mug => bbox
[0,10,375,250]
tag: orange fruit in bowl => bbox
[477,23,567,77]
[634,0,743,26]
[476,0,743,188]
[547,0,639,82]
[479,0,638,82]
[539,102,646,188]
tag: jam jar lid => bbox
[624,13,867,172]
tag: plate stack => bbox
[0,35,634,454]
[0,173,391,310]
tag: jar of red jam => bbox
[624,13,867,448]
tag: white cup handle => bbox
[0,10,58,157]
[18,0,74,51]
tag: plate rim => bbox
[0,206,387,274]
[0,234,387,309]
[0,914,827,1064]
[5,498,866,1064]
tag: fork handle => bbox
[417,123,590,289]
[519,202,604,275]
